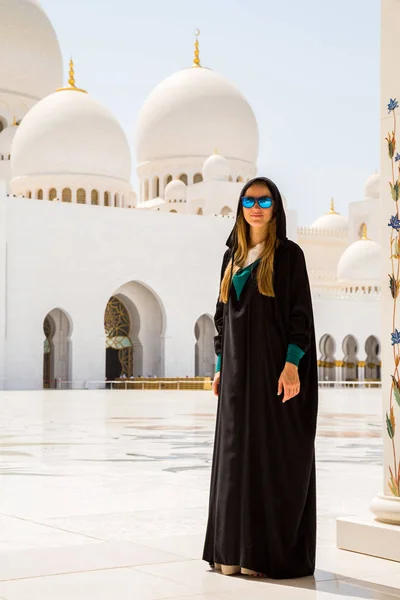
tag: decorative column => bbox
[370,0,400,524]
[0,184,7,390]
[336,0,400,560]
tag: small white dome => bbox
[364,172,380,200]
[11,86,131,183]
[135,66,258,166]
[337,236,381,284]
[0,0,62,101]
[164,179,187,201]
[0,123,18,156]
[311,200,348,230]
[203,153,230,181]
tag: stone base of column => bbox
[337,504,400,563]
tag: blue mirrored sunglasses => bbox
[241,195,273,209]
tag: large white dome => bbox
[337,234,381,284]
[11,87,131,183]
[135,66,259,166]
[0,0,63,101]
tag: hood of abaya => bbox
[225,176,287,250]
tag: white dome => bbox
[364,172,380,200]
[203,153,230,181]
[311,213,348,230]
[0,123,18,155]
[135,67,258,165]
[311,201,348,230]
[0,0,62,101]
[337,237,381,283]
[11,88,131,183]
[164,179,187,201]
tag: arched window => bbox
[194,173,203,184]
[91,190,99,205]
[170,209,177,213]
[115,193,120,207]
[27,191,32,199]
[153,176,160,198]
[237,176,243,182]
[37,189,43,200]
[165,174,173,187]
[62,188,72,203]
[77,188,86,204]
[49,188,57,201]
[179,174,188,185]
[144,179,149,202]
[197,208,203,215]
[104,191,110,207]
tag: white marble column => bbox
[336,0,400,560]
[0,186,6,390]
[370,0,400,524]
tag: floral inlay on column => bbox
[387,97,400,497]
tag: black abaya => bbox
[202,178,318,579]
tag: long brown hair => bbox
[219,201,278,303]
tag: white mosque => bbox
[0,0,381,390]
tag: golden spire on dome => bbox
[328,198,339,214]
[360,223,369,240]
[192,29,201,67]
[57,58,87,94]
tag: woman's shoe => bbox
[241,567,267,577]
[214,563,240,575]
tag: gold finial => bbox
[192,29,201,68]
[360,223,369,240]
[328,197,339,214]
[57,58,87,94]
[68,58,76,87]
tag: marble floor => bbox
[0,387,398,599]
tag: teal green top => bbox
[215,258,305,373]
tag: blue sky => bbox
[40,0,380,225]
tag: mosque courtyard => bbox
[0,387,398,599]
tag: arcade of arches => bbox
[42,299,379,387]
[318,333,381,383]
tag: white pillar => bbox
[370,0,400,523]
[0,190,6,390]
[336,0,400,561]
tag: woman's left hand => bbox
[277,363,300,403]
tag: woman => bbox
[203,176,318,579]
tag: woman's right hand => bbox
[213,372,220,397]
